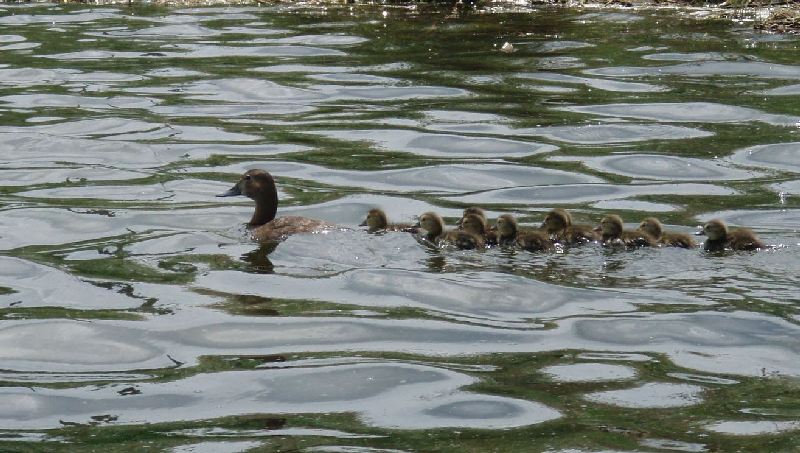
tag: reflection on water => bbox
[0,2,799,451]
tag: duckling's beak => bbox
[489,226,498,232]
[593,225,601,232]
[455,217,464,228]
[358,219,367,227]
[217,183,242,197]
[695,228,706,236]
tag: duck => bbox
[359,208,418,234]
[698,219,765,252]
[456,206,487,227]
[457,206,497,245]
[637,217,697,248]
[217,169,334,241]
[597,214,657,247]
[541,208,598,244]
[495,214,553,251]
[417,211,484,249]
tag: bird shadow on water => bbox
[239,242,278,274]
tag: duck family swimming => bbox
[218,170,766,252]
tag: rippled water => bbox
[1,3,799,451]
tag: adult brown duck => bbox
[218,169,334,241]
[637,217,697,248]
[359,208,418,234]
[541,208,598,244]
[698,219,765,252]
[597,214,657,247]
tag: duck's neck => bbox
[249,175,279,227]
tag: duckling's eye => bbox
[243,175,251,181]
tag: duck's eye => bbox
[243,175,251,181]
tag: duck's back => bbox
[559,224,598,244]
[517,230,554,252]
[728,229,764,251]
[251,216,334,241]
[661,232,697,248]
[444,230,484,250]
[385,223,419,234]
[609,230,656,247]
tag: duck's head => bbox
[699,219,728,241]
[598,214,623,237]
[495,214,517,238]
[218,169,278,226]
[360,208,388,230]
[217,169,275,201]
[456,206,486,227]
[638,217,663,239]
[541,208,571,232]
[461,213,487,236]
[418,212,445,235]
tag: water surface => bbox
[1,3,799,452]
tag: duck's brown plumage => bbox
[599,214,656,247]
[418,211,484,249]
[541,208,598,244]
[699,219,765,252]
[360,208,418,234]
[218,169,334,241]
[637,217,697,248]
[495,214,553,251]
[458,206,497,245]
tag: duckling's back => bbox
[728,229,765,251]
[660,231,697,248]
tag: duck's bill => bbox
[592,225,602,232]
[358,220,367,226]
[695,229,706,236]
[217,184,242,197]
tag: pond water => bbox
[0,2,799,451]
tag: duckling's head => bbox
[701,219,728,241]
[218,169,275,201]
[638,217,663,239]
[495,214,517,238]
[418,212,445,235]
[457,206,486,227]
[360,208,388,230]
[599,214,624,237]
[461,213,486,236]
[542,208,572,232]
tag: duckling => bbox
[597,214,657,247]
[541,208,599,244]
[637,217,697,248]
[218,169,334,241]
[359,208,418,234]
[418,211,484,250]
[698,219,765,252]
[457,206,497,245]
[495,214,553,251]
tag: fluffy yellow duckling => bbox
[698,219,765,252]
[218,169,334,241]
[359,208,418,234]
[541,208,598,244]
[495,214,553,251]
[418,212,484,249]
[637,217,697,248]
[597,214,657,247]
